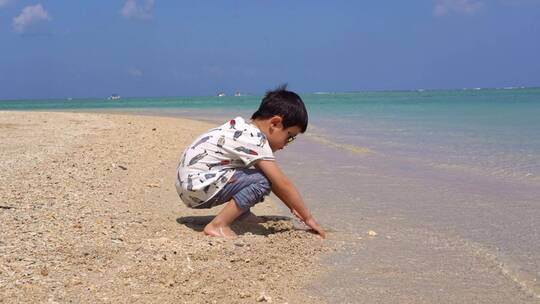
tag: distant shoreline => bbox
[1,86,539,103]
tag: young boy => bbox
[175,85,326,239]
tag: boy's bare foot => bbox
[203,223,237,239]
[237,211,264,224]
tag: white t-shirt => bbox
[176,117,275,207]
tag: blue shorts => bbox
[194,168,272,211]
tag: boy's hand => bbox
[256,160,326,239]
[290,209,326,238]
[304,216,327,239]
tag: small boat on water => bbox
[108,94,121,100]
[217,92,226,97]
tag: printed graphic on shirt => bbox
[191,136,212,149]
[175,117,274,208]
[188,150,207,166]
[234,146,259,155]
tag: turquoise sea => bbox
[3,88,540,180]
[2,88,540,302]
[3,89,540,174]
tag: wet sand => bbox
[0,111,328,303]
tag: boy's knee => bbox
[233,173,271,210]
[256,173,271,194]
[250,173,271,202]
[255,178,271,206]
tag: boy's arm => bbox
[256,160,326,238]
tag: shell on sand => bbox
[367,230,378,237]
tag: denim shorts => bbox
[194,168,271,211]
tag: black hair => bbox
[251,84,308,133]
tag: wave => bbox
[399,227,540,300]
[305,130,373,155]
[463,238,540,300]
[430,162,540,183]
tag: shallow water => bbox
[279,138,540,302]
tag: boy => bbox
[175,85,326,239]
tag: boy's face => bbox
[267,118,301,152]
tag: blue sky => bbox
[1,0,539,99]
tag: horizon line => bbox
[1,86,539,102]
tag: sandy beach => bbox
[0,111,329,303]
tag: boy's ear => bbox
[269,115,283,128]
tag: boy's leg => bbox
[237,210,264,223]
[203,168,271,238]
[203,198,244,238]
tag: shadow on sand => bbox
[176,215,298,236]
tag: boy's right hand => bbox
[256,160,326,238]
[291,208,326,238]
[304,216,327,239]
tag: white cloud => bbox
[128,68,144,77]
[120,0,154,20]
[12,4,51,33]
[434,0,484,16]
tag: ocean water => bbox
[4,89,539,181]
[2,88,540,302]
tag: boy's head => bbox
[251,84,308,151]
